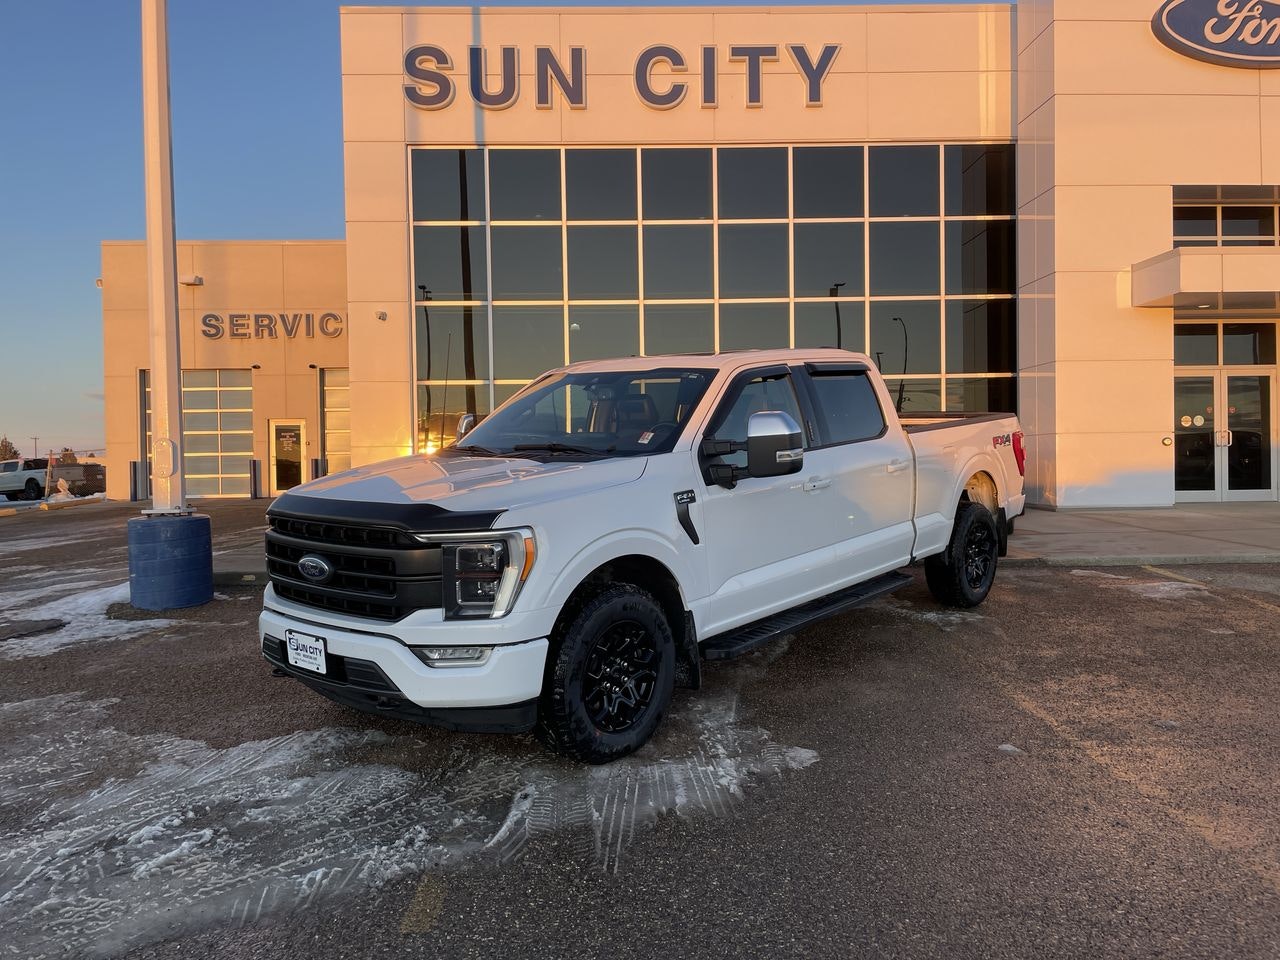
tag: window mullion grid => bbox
[484,147,496,414]
[938,146,948,411]
[712,146,720,353]
[636,146,646,356]
[862,146,871,359]
[560,148,569,366]
[787,146,795,348]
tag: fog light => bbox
[412,645,490,667]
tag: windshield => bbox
[0,461,17,473]
[456,367,716,458]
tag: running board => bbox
[699,571,913,662]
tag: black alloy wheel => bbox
[24,479,41,501]
[963,518,996,591]
[537,583,676,764]
[924,500,1000,608]
[582,620,659,734]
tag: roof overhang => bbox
[1131,247,1280,308]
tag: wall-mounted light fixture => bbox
[307,363,317,369]
[250,363,261,370]
[178,274,203,286]
[95,278,103,288]
[376,310,388,321]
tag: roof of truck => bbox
[561,348,873,375]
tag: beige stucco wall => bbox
[1018,0,1280,507]
[339,3,1016,465]
[101,240,348,500]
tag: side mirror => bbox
[746,411,804,478]
[456,413,477,439]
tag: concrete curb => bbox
[39,498,106,512]
[1003,554,1280,567]
[0,506,15,518]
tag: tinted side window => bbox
[808,372,886,444]
[710,373,805,469]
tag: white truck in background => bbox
[0,458,49,501]
[259,349,1026,762]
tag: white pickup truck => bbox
[260,349,1025,762]
[0,458,48,501]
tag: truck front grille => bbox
[266,516,443,622]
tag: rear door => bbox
[796,363,916,581]
[697,365,843,635]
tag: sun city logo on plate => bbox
[1152,0,1280,68]
[402,43,842,110]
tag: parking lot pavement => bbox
[2,524,1279,959]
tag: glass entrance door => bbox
[268,420,306,496]
[1174,372,1275,501]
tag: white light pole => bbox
[129,0,212,612]
[141,0,186,514]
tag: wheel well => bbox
[959,471,998,514]
[556,555,700,689]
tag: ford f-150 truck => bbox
[260,349,1026,762]
[0,458,48,501]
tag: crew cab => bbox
[260,350,1026,762]
[0,458,48,501]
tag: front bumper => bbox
[258,606,548,733]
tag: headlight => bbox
[420,528,536,620]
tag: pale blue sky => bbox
[0,0,991,454]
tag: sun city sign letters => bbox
[403,43,842,110]
[200,312,345,340]
[1152,0,1280,67]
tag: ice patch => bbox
[883,597,983,631]
[1069,569,1130,580]
[1122,581,1211,601]
[0,582,177,660]
[0,654,816,957]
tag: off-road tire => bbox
[23,479,42,501]
[536,584,676,764]
[924,500,999,609]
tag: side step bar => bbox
[699,570,914,662]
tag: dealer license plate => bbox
[284,629,327,675]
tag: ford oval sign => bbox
[297,555,334,584]
[1153,0,1280,68]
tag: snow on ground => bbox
[0,582,178,660]
[0,646,816,958]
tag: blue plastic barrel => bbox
[127,514,214,610]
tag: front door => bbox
[269,420,306,496]
[1174,372,1275,501]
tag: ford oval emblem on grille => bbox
[297,555,333,583]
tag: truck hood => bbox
[277,453,648,521]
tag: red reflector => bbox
[1012,431,1027,477]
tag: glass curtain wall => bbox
[411,143,1016,447]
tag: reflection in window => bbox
[489,149,560,220]
[718,148,788,219]
[412,226,486,301]
[946,300,1014,373]
[793,146,862,218]
[412,149,485,221]
[490,227,562,300]
[643,225,713,299]
[568,227,638,300]
[869,145,939,217]
[719,302,788,350]
[793,222,863,297]
[492,306,565,380]
[1174,324,1217,365]
[1173,206,1216,238]
[644,304,714,355]
[719,224,788,298]
[642,149,712,220]
[795,301,864,352]
[566,150,637,220]
[418,384,492,452]
[945,144,1014,216]
[1222,206,1277,245]
[1223,323,1277,364]
[321,368,351,475]
[809,372,886,444]
[880,379,942,415]
[945,221,1015,295]
[945,377,1016,413]
[569,305,639,362]
[414,306,489,381]
[870,302,941,376]
[869,222,940,296]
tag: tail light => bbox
[1012,431,1027,478]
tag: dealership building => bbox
[102,0,1280,507]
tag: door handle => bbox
[1226,429,1234,447]
[802,476,832,492]
[887,458,911,473]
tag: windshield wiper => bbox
[512,442,614,456]
[452,444,504,457]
